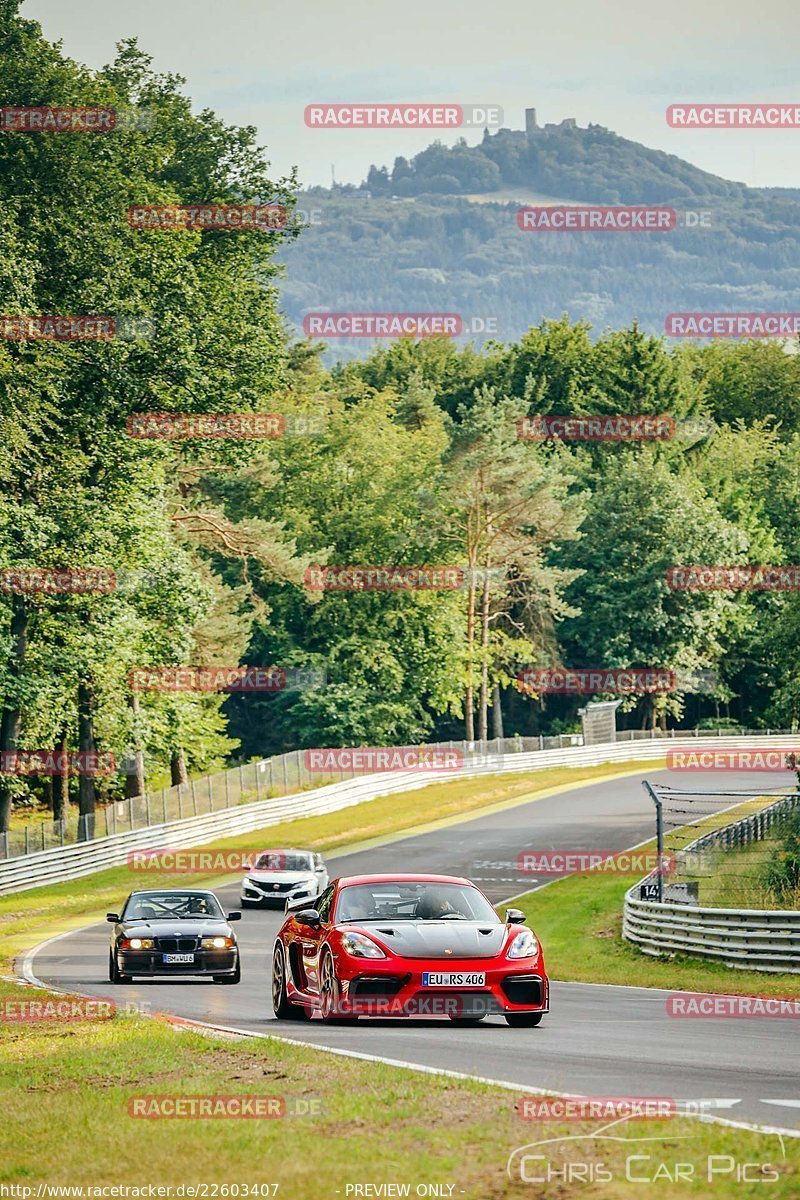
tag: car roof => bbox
[334,873,472,887]
[127,888,217,896]
[251,848,316,855]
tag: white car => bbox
[240,849,328,909]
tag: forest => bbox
[1,3,799,830]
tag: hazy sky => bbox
[21,0,800,189]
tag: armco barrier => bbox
[624,791,800,974]
[1,734,797,897]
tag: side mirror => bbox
[106,913,120,923]
[294,908,321,928]
[227,911,242,921]
[505,908,526,925]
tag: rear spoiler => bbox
[285,894,319,914]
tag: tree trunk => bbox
[125,691,146,799]
[478,564,491,743]
[53,731,70,824]
[171,748,190,787]
[492,682,504,740]
[464,569,476,743]
[77,681,97,837]
[0,595,29,833]
[42,776,54,813]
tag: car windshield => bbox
[122,892,224,921]
[253,852,313,872]
[334,882,499,924]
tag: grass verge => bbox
[0,985,797,1195]
[515,794,800,996]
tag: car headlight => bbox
[121,937,154,950]
[340,931,386,959]
[201,936,235,949]
[507,929,539,959]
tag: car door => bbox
[300,883,334,995]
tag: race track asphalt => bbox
[24,768,800,1133]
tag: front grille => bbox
[157,937,198,954]
[253,880,295,893]
[349,975,409,999]
[501,975,544,1006]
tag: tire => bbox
[319,948,358,1023]
[271,944,310,1019]
[214,958,241,984]
[109,950,131,985]
[505,1012,543,1028]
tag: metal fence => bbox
[2,725,789,861]
[624,790,800,974]
[1,732,797,896]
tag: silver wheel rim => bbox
[320,954,335,1017]
[272,948,284,1011]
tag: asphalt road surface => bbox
[25,768,800,1133]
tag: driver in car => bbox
[417,888,462,919]
[188,896,210,915]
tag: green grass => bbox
[515,794,800,995]
[0,981,796,1195]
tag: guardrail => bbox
[1,732,796,897]
[2,725,787,859]
[624,791,800,974]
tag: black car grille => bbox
[349,975,409,999]
[156,937,198,954]
[253,880,295,893]
[501,974,544,1006]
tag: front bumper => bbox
[241,881,317,907]
[324,953,550,1018]
[116,948,238,977]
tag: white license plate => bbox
[422,972,485,987]
[163,953,194,963]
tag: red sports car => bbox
[271,872,549,1026]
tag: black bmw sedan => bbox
[107,888,241,984]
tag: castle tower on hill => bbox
[525,108,577,133]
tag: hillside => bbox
[278,121,800,361]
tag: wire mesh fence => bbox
[0,726,793,860]
[648,782,800,910]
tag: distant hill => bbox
[278,121,800,361]
[363,122,748,204]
